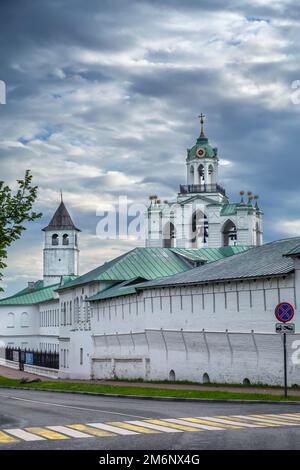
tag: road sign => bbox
[275,323,295,334]
[275,302,295,323]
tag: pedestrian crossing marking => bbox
[5,428,45,441]
[201,416,267,428]
[145,419,201,432]
[278,414,300,421]
[87,422,138,435]
[182,417,242,429]
[0,431,18,443]
[25,427,70,440]
[248,415,299,426]
[126,420,182,433]
[2,412,300,445]
[164,418,225,431]
[67,424,115,437]
[232,415,283,427]
[108,421,160,434]
[46,425,91,438]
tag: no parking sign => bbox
[274,301,295,398]
[275,302,294,323]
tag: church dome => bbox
[187,136,218,161]
[186,113,218,161]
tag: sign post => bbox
[283,332,287,398]
[275,302,295,398]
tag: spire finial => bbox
[60,189,63,203]
[198,112,206,137]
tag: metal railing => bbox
[5,347,59,370]
[179,184,226,196]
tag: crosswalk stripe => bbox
[232,416,280,427]
[279,414,300,421]
[5,428,45,441]
[166,418,225,431]
[87,422,138,435]
[215,416,276,427]
[0,431,18,443]
[25,427,69,440]
[67,424,115,437]
[145,419,200,432]
[247,415,299,426]
[108,421,160,434]
[127,420,182,433]
[261,415,300,424]
[183,417,242,429]
[201,417,266,428]
[46,425,91,438]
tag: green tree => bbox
[0,170,42,290]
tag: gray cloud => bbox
[0,0,300,295]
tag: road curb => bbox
[1,385,300,405]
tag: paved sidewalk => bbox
[0,365,48,381]
[1,364,300,396]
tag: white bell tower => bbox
[42,195,80,287]
[186,113,219,188]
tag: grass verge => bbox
[0,376,298,401]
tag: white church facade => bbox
[1,117,300,386]
[146,114,263,249]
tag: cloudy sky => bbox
[0,0,300,296]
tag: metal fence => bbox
[4,347,59,370]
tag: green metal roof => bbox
[220,204,238,217]
[87,246,251,302]
[139,237,300,289]
[284,243,300,257]
[60,246,252,292]
[58,248,192,290]
[0,282,58,306]
[187,135,217,161]
[0,276,77,306]
[171,246,250,263]
[88,280,139,302]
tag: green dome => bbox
[186,134,218,161]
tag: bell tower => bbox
[42,195,80,287]
[186,113,219,189]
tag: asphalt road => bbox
[1,388,300,450]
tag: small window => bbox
[21,312,29,327]
[52,234,59,246]
[7,312,15,328]
[63,234,69,246]
[80,347,83,365]
[203,373,210,384]
[169,370,176,381]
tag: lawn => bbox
[0,376,298,402]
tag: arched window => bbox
[203,372,210,384]
[7,312,15,328]
[21,312,29,327]
[208,164,214,185]
[189,165,194,184]
[63,302,67,325]
[256,222,260,246]
[63,234,69,246]
[169,370,176,381]
[69,301,72,325]
[222,220,237,246]
[163,222,176,248]
[198,164,204,184]
[52,234,59,246]
[190,210,208,247]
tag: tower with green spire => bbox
[146,115,263,249]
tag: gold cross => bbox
[198,113,206,136]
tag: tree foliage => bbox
[0,170,42,289]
